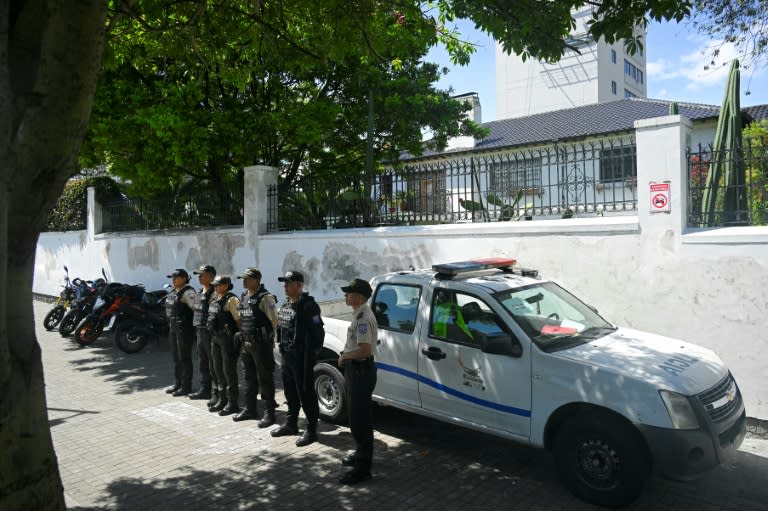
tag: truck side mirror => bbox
[479,333,523,358]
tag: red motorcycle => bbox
[74,283,145,347]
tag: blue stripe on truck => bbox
[375,361,531,418]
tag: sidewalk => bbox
[37,300,768,510]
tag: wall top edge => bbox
[263,216,640,239]
[683,226,768,245]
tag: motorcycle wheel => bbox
[75,318,103,346]
[43,305,65,331]
[58,309,81,337]
[114,321,150,354]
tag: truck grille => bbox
[697,373,741,423]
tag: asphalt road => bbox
[35,300,768,510]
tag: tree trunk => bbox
[0,1,107,509]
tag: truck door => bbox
[418,289,531,440]
[371,283,422,408]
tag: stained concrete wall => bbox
[34,119,768,419]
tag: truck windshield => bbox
[495,282,616,352]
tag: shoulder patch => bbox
[358,323,368,334]
[311,314,322,325]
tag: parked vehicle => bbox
[58,272,107,337]
[317,258,746,508]
[112,287,170,353]
[74,283,145,347]
[42,266,76,330]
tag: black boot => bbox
[295,426,318,447]
[270,420,299,437]
[218,402,240,417]
[233,406,259,422]
[172,386,191,397]
[189,386,211,400]
[206,388,220,409]
[209,396,228,413]
[258,410,276,428]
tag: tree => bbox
[80,1,488,202]
[689,0,768,72]
[1,1,108,509]
[0,1,693,509]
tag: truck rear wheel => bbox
[554,412,650,508]
[314,362,347,423]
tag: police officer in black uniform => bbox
[189,264,217,402]
[164,269,197,396]
[271,271,325,447]
[337,278,378,485]
[207,275,241,416]
[232,267,279,426]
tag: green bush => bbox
[44,176,124,232]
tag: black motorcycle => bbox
[58,272,107,337]
[74,282,144,347]
[43,266,76,330]
[113,288,169,354]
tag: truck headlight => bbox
[659,390,700,430]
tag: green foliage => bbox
[44,177,124,232]
[744,120,768,224]
[81,0,690,206]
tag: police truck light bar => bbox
[432,257,517,276]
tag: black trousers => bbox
[345,359,377,472]
[239,335,277,411]
[169,321,195,390]
[211,332,239,404]
[196,327,215,390]
[280,349,319,428]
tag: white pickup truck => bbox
[313,258,746,507]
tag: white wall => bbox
[34,120,768,419]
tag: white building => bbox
[496,6,647,119]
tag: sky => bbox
[426,18,768,123]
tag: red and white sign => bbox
[650,182,671,213]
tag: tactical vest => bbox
[207,292,237,334]
[166,285,194,324]
[192,286,215,327]
[277,300,298,348]
[239,287,273,337]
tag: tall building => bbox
[496,7,647,119]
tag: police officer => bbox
[207,275,241,416]
[164,269,197,396]
[337,278,377,485]
[189,264,217,402]
[271,271,325,447]
[233,267,278,426]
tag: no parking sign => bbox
[650,182,671,213]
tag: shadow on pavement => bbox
[62,333,171,395]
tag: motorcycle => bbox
[42,266,77,330]
[58,271,107,337]
[112,287,170,354]
[74,282,146,347]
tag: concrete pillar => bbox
[87,186,102,238]
[634,115,692,237]
[243,165,279,257]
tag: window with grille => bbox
[600,146,636,182]
[489,158,542,196]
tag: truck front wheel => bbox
[554,413,651,508]
[314,362,347,423]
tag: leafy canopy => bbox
[81,0,693,197]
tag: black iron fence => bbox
[103,189,243,232]
[268,138,638,231]
[688,139,768,227]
